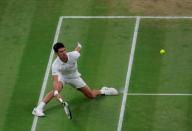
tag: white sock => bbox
[37,101,45,110]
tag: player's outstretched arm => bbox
[74,42,82,52]
[52,75,64,103]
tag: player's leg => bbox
[79,86,119,98]
[67,77,100,99]
[78,86,101,99]
[32,81,64,117]
[69,77,119,99]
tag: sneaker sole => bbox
[32,110,45,117]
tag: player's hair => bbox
[53,42,65,53]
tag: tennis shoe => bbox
[101,87,119,95]
[32,108,45,117]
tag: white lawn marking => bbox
[62,16,192,19]
[117,16,141,131]
[31,16,63,131]
[128,93,192,96]
[141,16,192,19]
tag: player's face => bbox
[57,48,67,61]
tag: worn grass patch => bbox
[129,0,192,15]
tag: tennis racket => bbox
[62,102,72,120]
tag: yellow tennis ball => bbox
[160,49,166,55]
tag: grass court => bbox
[0,1,192,131]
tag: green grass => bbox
[1,0,192,131]
[123,96,192,131]
[123,19,192,131]
[1,0,64,130]
[129,19,192,93]
[0,0,37,130]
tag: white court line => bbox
[62,16,136,19]
[128,93,192,96]
[117,16,141,131]
[141,16,192,19]
[62,16,192,19]
[31,16,63,131]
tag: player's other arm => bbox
[74,42,82,52]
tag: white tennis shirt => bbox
[52,51,81,79]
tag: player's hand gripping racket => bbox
[62,102,72,120]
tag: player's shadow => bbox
[44,104,61,114]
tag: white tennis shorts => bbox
[58,75,86,88]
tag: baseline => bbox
[128,93,192,96]
[61,16,192,19]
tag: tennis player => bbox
[32,42,118,117]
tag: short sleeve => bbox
[70,51,80,60]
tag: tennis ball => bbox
[160,49,166,55]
